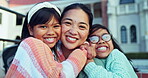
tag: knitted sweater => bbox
[5,37,87,78]
[79,49,138,78]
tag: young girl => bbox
[80,24,138,78]
[5,2,87,78]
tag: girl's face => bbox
[28,16,61,48]
[61,9,89,49]
[90,28,114,58]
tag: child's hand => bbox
[86,59,94,65]
[80,41,96,59]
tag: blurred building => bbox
[0,0,25,51]
[108,0,148,52]
[0,0,148,53]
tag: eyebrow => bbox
[62,18,72,21]
[62,18,88,26]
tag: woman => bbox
[80,24,138,78]
[55,3,94,77]
[5,2,88,78]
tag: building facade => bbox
[108,0,148,52]
[0,0,148,53]
[0,6,25,51]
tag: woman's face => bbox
[61,9,90,49]
[29,16,61,48]
[90,28,114,58]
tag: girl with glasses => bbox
[78,24,138,78]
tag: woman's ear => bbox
[28,25,33,35]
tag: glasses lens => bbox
[89,36,99,44]
[102,34,111,41]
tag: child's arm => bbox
[84,49,138,78]
[5,37,87,78]
[62,48,87,78]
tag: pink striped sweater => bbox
[5,37,87,78]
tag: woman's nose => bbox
[69,26,78,35]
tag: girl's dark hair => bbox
[60,3,93,29]
[89,24,138,72]
[89,24,123,52]
[21,8,60,40]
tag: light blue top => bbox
[81,49,138,78]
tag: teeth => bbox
[68,37,76,41]
[97,47,107,51]
[46,38,54,42]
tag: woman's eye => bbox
[79,25,87,30]
[64,22,71,26]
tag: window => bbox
[130,25,137,43]
[121,26,127,43]
[0,13,2,24]
[120,0,135,4]
[94,2,102,18]
[16,15,23,25]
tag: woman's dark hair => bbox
[60,3,93,29]
[21,8,60,40]
[89,24,123,52]
[89,24,138,72]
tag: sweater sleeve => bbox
[5,37,87,78]
[84,49,138,78]
[61,49,87,78]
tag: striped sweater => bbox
[5,37,87,78]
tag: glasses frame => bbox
[89,33,111,44]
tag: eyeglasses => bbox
[89,34,111,44]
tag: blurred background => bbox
[0,0,148,78]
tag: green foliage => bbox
[125,52,148,59]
